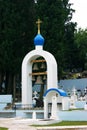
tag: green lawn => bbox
[33,121,87,127]
[49,121,87,126]
[0,128,8,130]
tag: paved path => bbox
[0,118,87,130]
[0,118,37,130]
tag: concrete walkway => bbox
[0,118,37,130]
[0,118,87,130]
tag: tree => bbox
[63,22,77,70]
[74,28,87,70]
[0,0,35,96]
[35,0,76,78]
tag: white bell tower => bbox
[22,19,58,107]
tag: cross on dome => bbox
[34,19,44,47]
[36,19,42,34]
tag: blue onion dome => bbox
[34,34,45,46]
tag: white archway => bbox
[22,47,58,106]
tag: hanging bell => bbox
[43,75,47,80]
[35,76,43,84]
[40,63,45,69]
[33,64,38,71]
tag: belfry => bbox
[22,19,68,119]
[22,19,58,105]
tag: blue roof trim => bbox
[43,88,67,97]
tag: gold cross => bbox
[36,19,42,34]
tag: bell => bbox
[40,63,45,69]
[43,75,47,80]
[35,76,43,84]
[33,64,38,71]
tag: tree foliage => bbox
[35,0,76,78]
[74,28,87,70]
[0,0,35,73]
[0,0,35,94]
[1,0,86,97]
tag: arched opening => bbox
[30,56,47,107]
[22,48,58,107]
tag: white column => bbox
[32,111,36,119]
[44,97,48,119]
[50,96,59,120]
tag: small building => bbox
[43,88,69,119]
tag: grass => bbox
[68,108,84,111]
[33,121,87,127]
[49,121,87,126]
[0,128,8,130]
